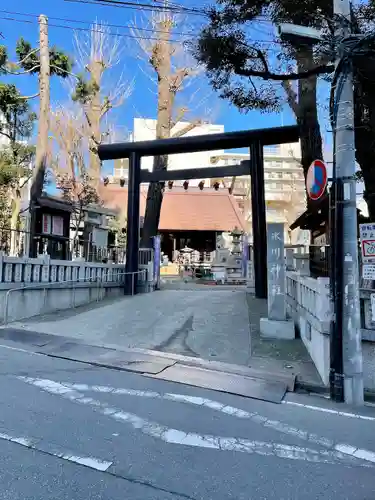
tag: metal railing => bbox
[0,227,129,263]
[3,269,147,326]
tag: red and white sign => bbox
[362,240,375,258]
[306,159,327,201]
[360,224,375,263]
[42,214,51,234]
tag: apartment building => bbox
[209,143,308,243]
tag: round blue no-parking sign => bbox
[306,159,327,201]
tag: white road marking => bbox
[283,400,375,422]
[335,444,375,464]
[0,344,43,356]
[62,455,112,471]
[57,383,334,448]
[0,432,35,447]
[17,377,375,467]
[0,430,112,471]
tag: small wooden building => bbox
[30,195,73,259]
[290,193,368,278]
[99,185,246,260]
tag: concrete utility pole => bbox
[333,0,364,405]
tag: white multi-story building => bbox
[112,119,225,186]
[111,119,308,243]
[209,143,308,243]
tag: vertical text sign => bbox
[267,223,286,321]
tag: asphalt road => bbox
[0,344,375,500]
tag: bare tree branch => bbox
[16,93,40,101]
[171,120,202,138]
[17,48,40,65]
[234,62,334,81]
[171,106,188,128]
[72,20,133,184]
[50,64,79,79]
[2,65,40,75]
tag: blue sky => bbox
[0,0,332,166]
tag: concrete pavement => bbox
[0,343,375,499]
[4,286,322,387]
[7,288,252,365]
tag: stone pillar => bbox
[286,248,294,271]
[295,254,310,276]
[267,223,286,321]
[260,223,295,339]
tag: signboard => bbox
[267,223,286,321]
[362,264,375,280]
[42,214,51,234]
[360,224,375,263]
[92,227,107,248]
[306,159,327,201]
[362,241,375,259]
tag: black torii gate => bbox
[98,125,300,298]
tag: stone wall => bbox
[285,268,375,391]
[0,251,155,324]
[246,248,375,391]
[285,272,331,385]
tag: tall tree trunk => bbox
[87,60,103,189]
[295,48,323,208]
[140,19,173,248]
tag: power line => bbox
[0,15,183,43]
[65,0,207,17]
[66,0,278,23]
[0,12,282,48]
[152,0,203,10]
[0,9,195,37]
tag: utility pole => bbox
[333,0,364,405]
[29,14,50,256]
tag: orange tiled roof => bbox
[99,185,246,232]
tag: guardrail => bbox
[3,269,146,326]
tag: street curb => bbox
[295,380,329,395]
[295,379,375,403]
[2,326,374,402]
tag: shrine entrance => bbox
[98,125,300,298]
